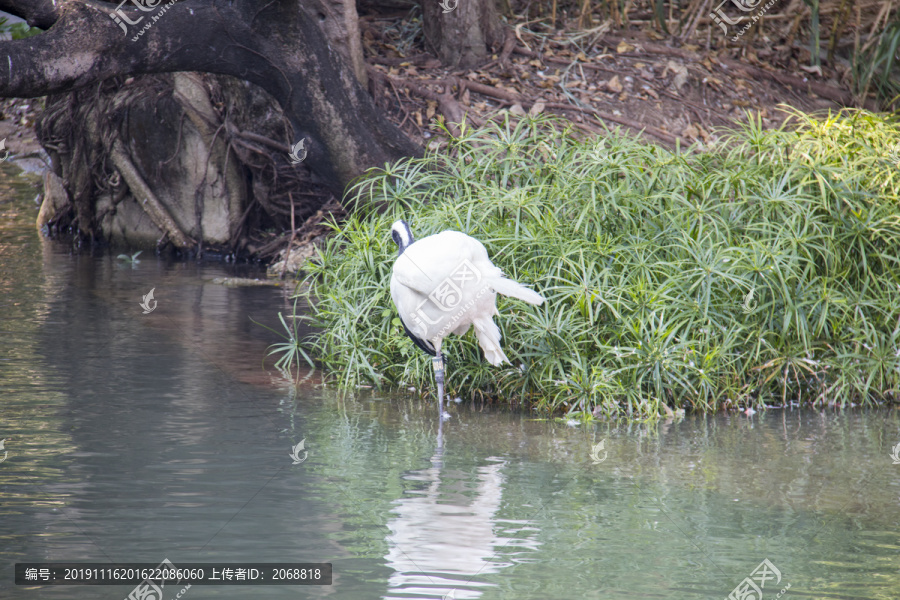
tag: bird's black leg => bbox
[432,353,446,419]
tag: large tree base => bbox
[36,72,333,259]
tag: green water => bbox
[1,162,899,599]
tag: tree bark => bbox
[303,0,368,88]
[0,0,420,200]
[421,0,503,69]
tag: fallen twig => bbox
[372,67,483,135]
[449,77,520,104]
[543,101,680,145]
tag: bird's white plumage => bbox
[390,225,544,366]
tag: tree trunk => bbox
[421,0,503,69]
[0,0,420,201]
[304,0,368,88]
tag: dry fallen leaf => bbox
[415,111,424,127]
[799,64,823,76]
[667,61,688,90]
[643,86,659,99]
[606,75,623,92]
[426,100,437,120]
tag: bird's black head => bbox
[390,220,414,255]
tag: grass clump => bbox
[287,109,900,419]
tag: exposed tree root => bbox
[106,136,194,249]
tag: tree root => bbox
[107,137,195,249]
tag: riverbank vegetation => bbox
[281,109,900,419]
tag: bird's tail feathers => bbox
[489,277,544,305]
[473,317,509,366]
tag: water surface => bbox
[2,163,899,599]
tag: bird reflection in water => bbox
[383,421,540,599]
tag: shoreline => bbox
[0,97,46,173]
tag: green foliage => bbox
[853,17,900,111]
[0,17,43,39]
[802,0,822,68]
[287,111,900,419]
[256,299,316,377]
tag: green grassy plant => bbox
[852,17,900,111]
[285,110,900,419]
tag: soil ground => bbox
[0,98,41,158]
[360,12,870,150]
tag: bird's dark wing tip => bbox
[401,320,436,356]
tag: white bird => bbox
[389,220,545,418]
